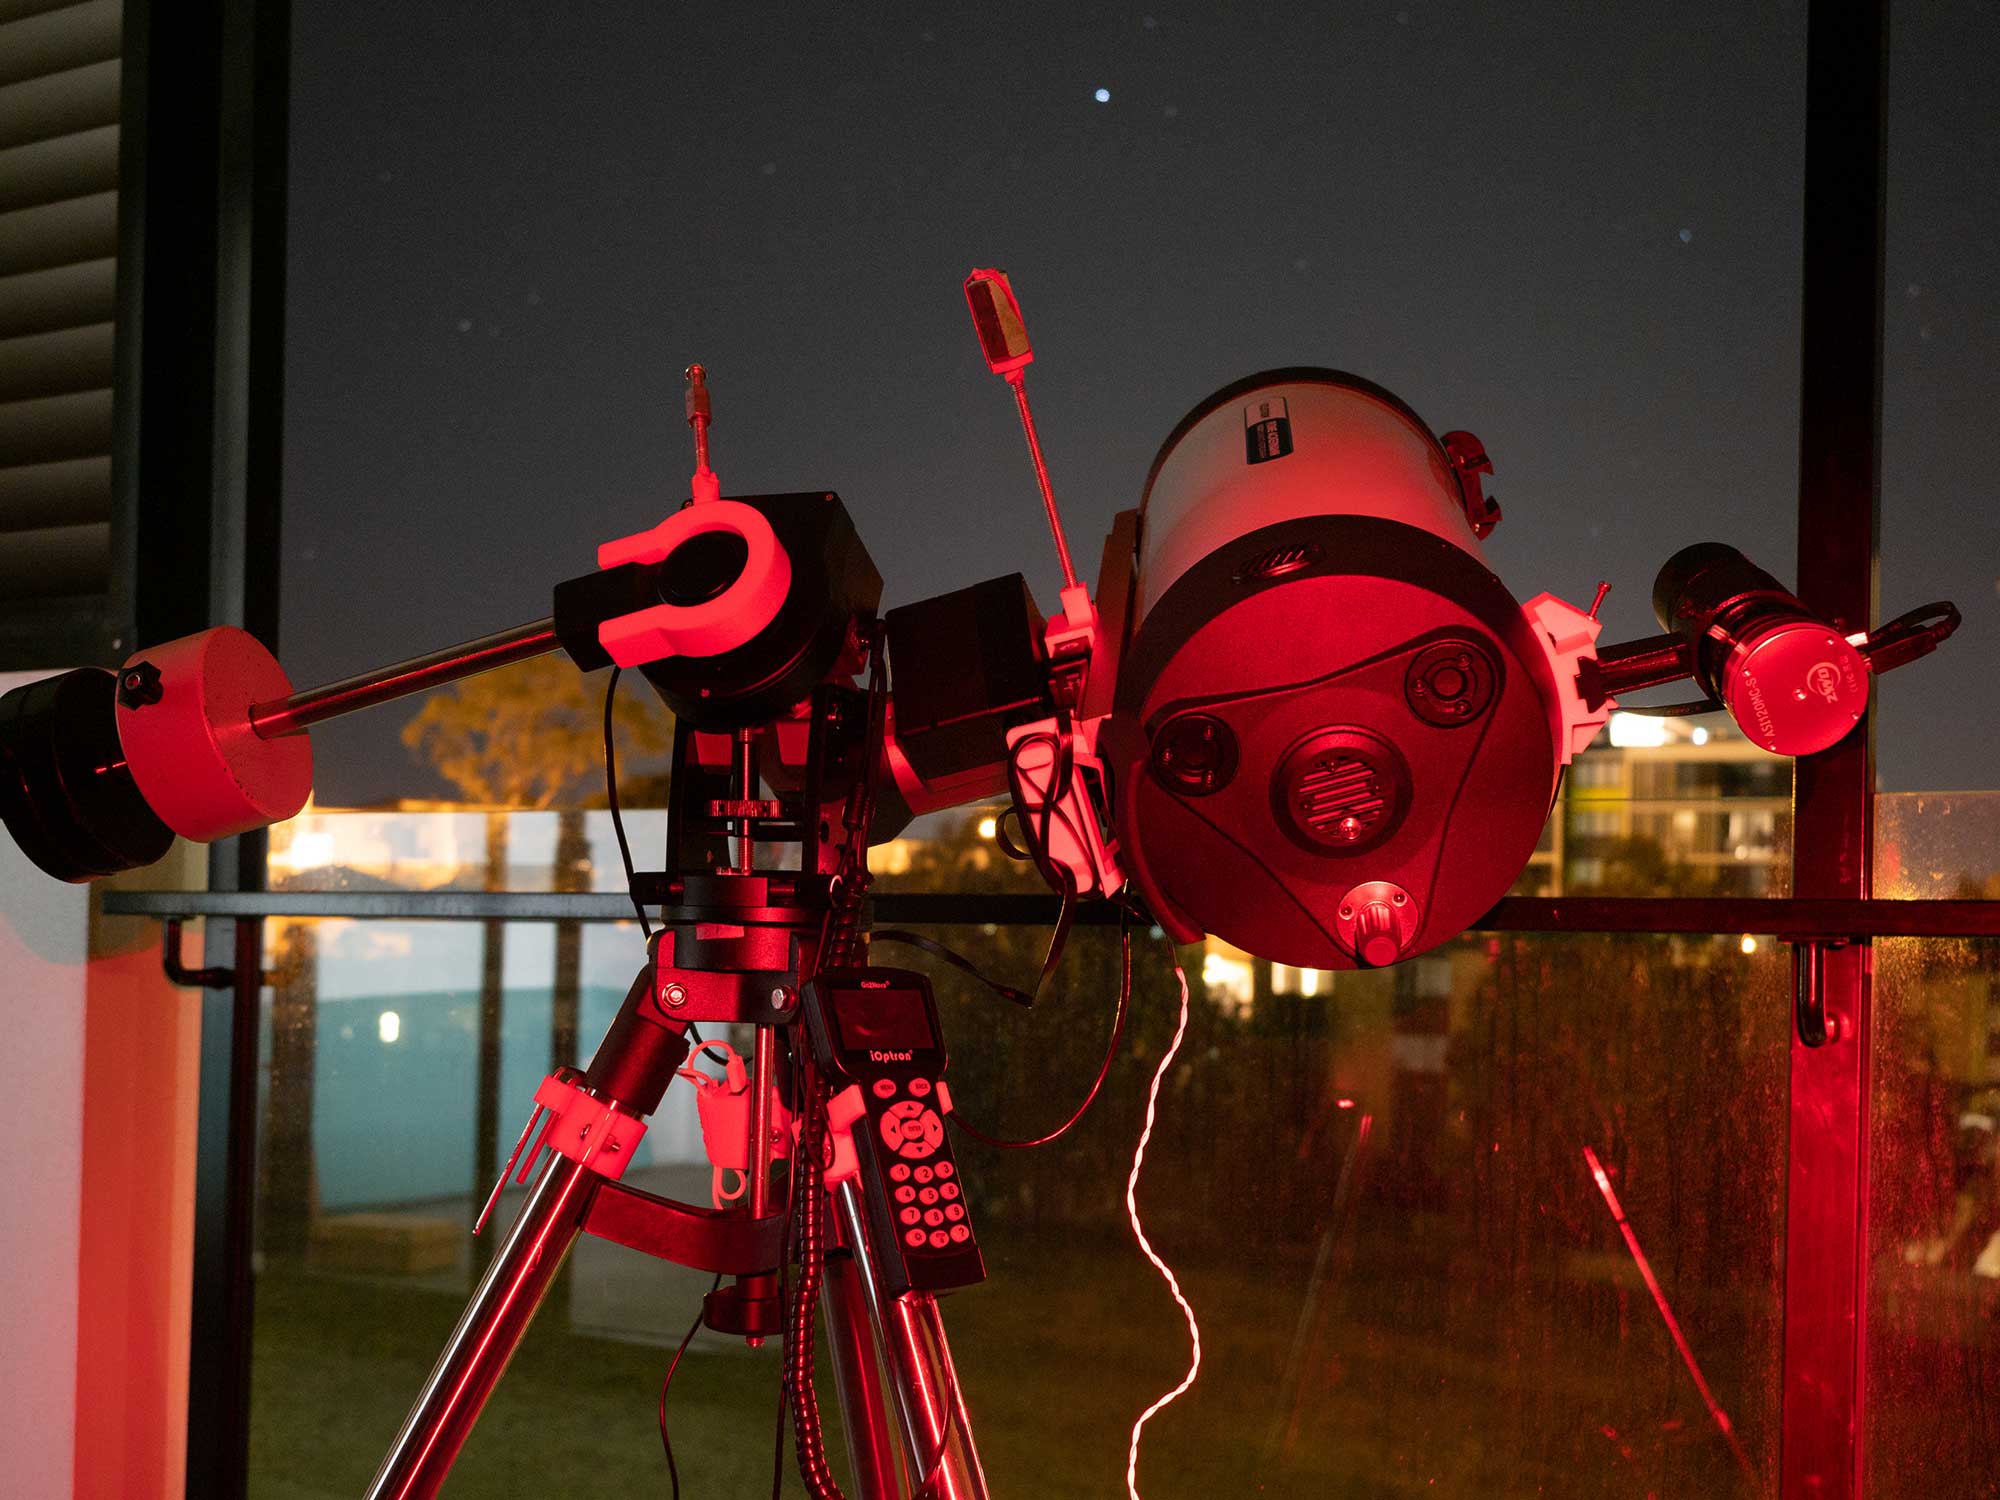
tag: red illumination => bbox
[594,500,793,667]
[1335,1096,1355,1109]
[1124,951,1201,1499]
[1583,1146,1754,1479]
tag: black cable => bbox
[606,668,731,1068]
[868,927,1037,1008]
[872,864,1077,1011]
[602,667,652,938]
[1003,724,1083,889]
[782,623,888,1500]
[949,906,1133,1150]
[659,1273,721,1500]
[771,1267,789,1500]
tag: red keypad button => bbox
[948,1225,970,1243]
[929,1230,950,1249]
[908,1078,931,1097]
[944,1203,965,1222]
[889,1163,911,1182]
[900,1207,922,1226]
[914,1165,934,1183]
[918,1187,939,1205]
[923,1208,944,1227]
[934,1161,954,1180]
[905,1228,927,1247]
[939,1183,959,1201]
[871,1079,898,1099]
[894,1185,916,1203]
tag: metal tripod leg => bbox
[823,1246,904,1499]
[363,1152,600,1500]
[835,1180,990,1500]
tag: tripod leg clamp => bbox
[533,1072,649,1180]
[820,1084,864,1187]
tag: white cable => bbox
[1124,947,1200,1500]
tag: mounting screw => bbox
[662,982,688,1008]
[118,660,164,709]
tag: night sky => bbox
[281,2,1997,807]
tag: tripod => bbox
[364,688,989,1500]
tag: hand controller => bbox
[800,966,985,1294]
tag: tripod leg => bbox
[834,1180,991,1500]
[823,1246,904,1499]
[364,1152,600,1500]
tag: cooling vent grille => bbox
[1238,540,1322,582]
[1295,754,1386,842]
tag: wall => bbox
[0,670,205,1500]
[0,666,88,1496]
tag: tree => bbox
[401,656,671,1270]
[401,654,668,811]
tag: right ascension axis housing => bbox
[1107,368,1580,972]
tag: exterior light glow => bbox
[378,1010,402,1044]
[976,816,998,839]
[1607,711,1670,748]
[1199,946,1253,1010]
[276,828,335,871]
[1739,935,1758,955]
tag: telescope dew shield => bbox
[1651,542,1869,755]
[1109,369,1563,971]
[115,627,313,844]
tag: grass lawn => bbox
[248,1220,1769,1499]
[248,1236,1381,1500]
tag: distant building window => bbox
[1573,757,1622,788]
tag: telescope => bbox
[0,272,1961,1498]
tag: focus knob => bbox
[1333,880,1417,968]
[1353,901,1401,967]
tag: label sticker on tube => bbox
[1244,397,1292,464]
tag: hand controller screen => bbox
[802,968,984,1295]
[832,986,935,1053]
